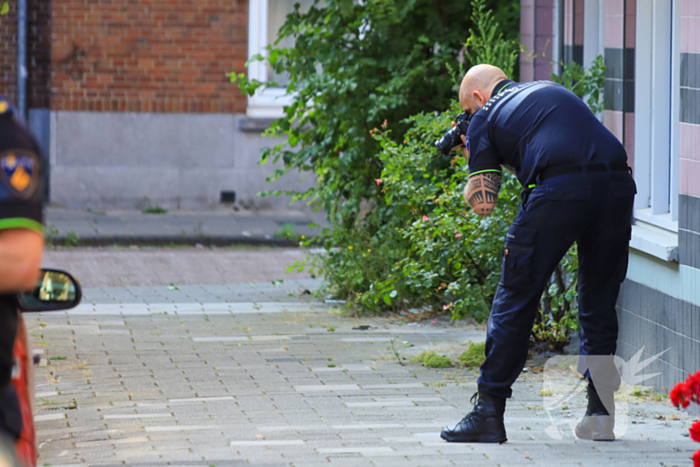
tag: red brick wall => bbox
[29,0,52,108]
[51,0,249,113]
[0,0,52,108]
[0,3,19,102]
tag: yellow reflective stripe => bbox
[469,169,502,178]
[0,218,44,234]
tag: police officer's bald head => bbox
[460,64,508,115]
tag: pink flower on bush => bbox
[375,179,382,185]
[422,215,429,221]
[455,233,462,238]
[442,303,453,310]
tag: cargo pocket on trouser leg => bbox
[500,224,537,290]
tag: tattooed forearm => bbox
[464,172,502,217]
[482,172,501,192]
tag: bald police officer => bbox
[440,65,635,443]
[0,96,45,443]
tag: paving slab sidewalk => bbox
[45,208,329,246]
[30,280,697,467]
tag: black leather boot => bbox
[441,391,507,443]
[575,380,615,441]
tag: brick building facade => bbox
[50,0,247,113]
[0,0,308,210]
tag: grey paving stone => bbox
[32,285,694,467]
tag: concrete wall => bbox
[48,111,313,211]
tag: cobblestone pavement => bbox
[28,280,696,467]
[43,247,313,288]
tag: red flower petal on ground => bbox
[690,420,700,443]
[693,448,700,467]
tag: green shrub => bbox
[458,341,486,368]
[234,0,605,346]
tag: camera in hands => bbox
[435,111,472,155]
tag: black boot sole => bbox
[440,431,507,444]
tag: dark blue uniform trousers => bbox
[478,171,636,399]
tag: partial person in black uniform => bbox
[440,65,636,443]
[0,96,45,443]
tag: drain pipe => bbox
[17,0,28,120]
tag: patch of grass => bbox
[49,356,67,361]
[65,231,80,247]
[423,381,447,387]
[44,224,60,246]
[458,341,486,368]
[410,351,453,368]
[275,222,296,239]
[628,385,667,402]
[142,206,168,214]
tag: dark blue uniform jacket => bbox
[466,80,629,187]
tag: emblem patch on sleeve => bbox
[0,149,40,199]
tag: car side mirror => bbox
[17,268,82,312]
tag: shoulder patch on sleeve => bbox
[0,149,41,199]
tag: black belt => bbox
[539,162,630,182]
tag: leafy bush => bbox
[231,0,520,217]
[233,0,606,347]
[366,109,520,321]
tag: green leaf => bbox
[0,2,8,15]
[383,294,392,306]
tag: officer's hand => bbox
[450,121,468,147]
[460,134,469,163]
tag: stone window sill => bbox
[630,215,679,262]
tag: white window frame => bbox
[247,0,294,118]
[634,0,679,222]
[629,0,680,262]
